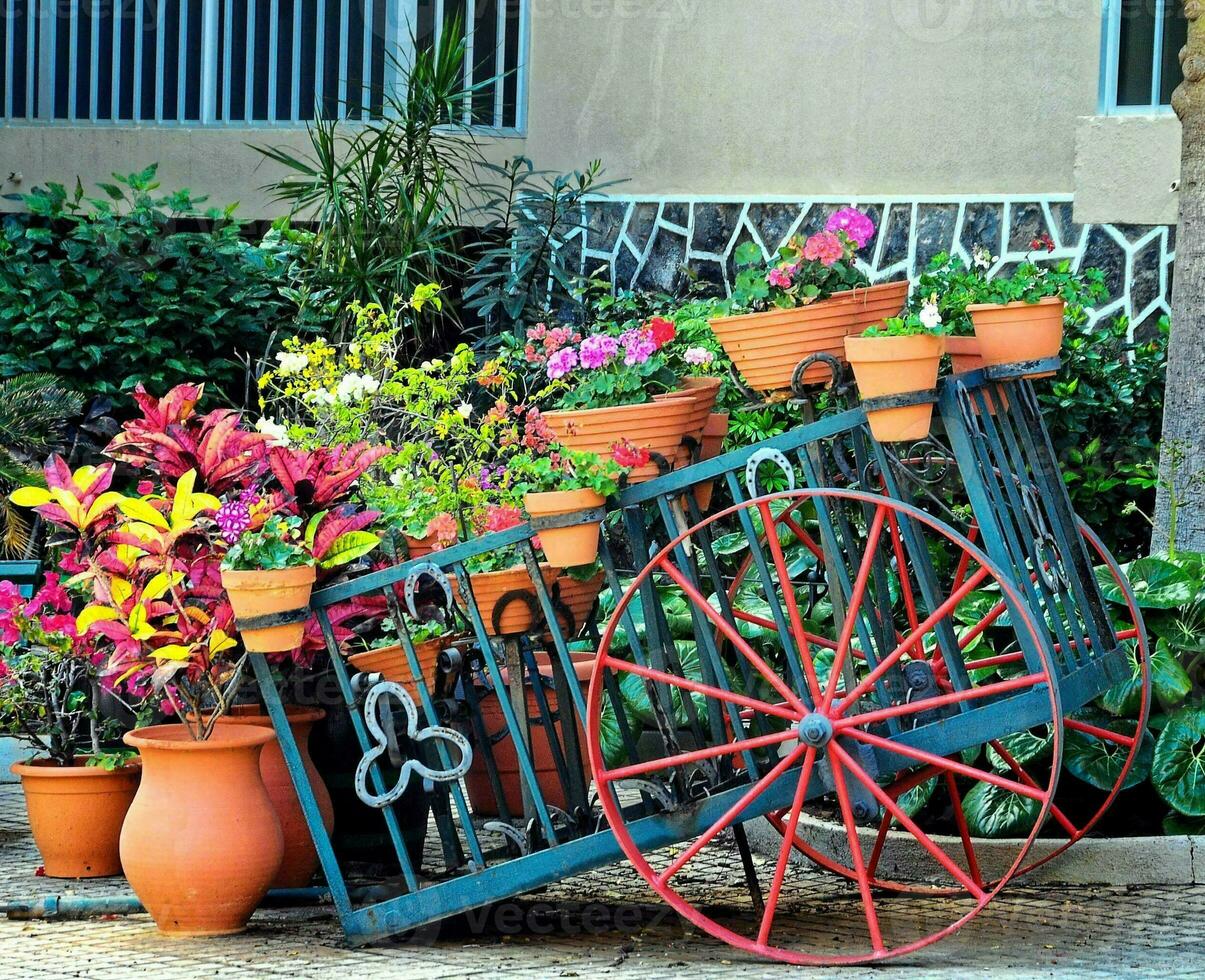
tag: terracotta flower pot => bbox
[121,724,284,936]
[845,333,944,443]
[215,706,334,889]
[968,296,1065,378]
[710,280,910,393]
[452,564,559,637]
[524,488,606,568]
[544,398,696,484]
[463,652,595,817]
[945,335,1008,413]
[10,757,140,878]
[550,571,605,639]
[222,564,316,653]
[403,532,439,559]
[654,376,723,467]
[348,635,449,703]
[691,412,731,512]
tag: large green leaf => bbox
[1163,810,1205,835]
[1064,715,1154,791]
[1151,707,1205,817]
[317,530,381,568]
[1098,557,1195,610]
[961,780,1042,838]
[896,776,937,820]
[1101,640,1189,716]
[987,726,1053,772]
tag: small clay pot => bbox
[845,333,944,442]
[222,565,316,652]
[968,297,1064,378]
[525,488,606,568]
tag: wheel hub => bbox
[797,713,834,748]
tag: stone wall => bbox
[567,196,1174,339]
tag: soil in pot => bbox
[222,564,316,653]
[10,757,141,878]
[215,705,335,889]
[524,488,606,568]
[544,398,696,483]
[969,296,1064,378]
[463,652,594,818]
[120,724,284,936]
[845,333,944,442]
[710,280,910,393]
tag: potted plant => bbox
[511,447,624,568]
[514,320,696,484]
[348,617,458,703]
[0,571,141,878]
[708,208,909,393]
[845,308,946,442]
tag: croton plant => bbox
[11,384,388,739]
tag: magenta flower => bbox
[546,347,579,380]
[579,333,619,369]
[825,207,875,250]
[767,267,794,289]
[804,231,845,268]
[215,500,252,543]
[620,328,656,366]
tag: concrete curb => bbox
[743,812,1199,886]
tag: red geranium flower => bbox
[648,317,676,348]
[611,439,651,469]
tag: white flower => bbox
[335,372,380,403]
[349,342,362,356]
[683,346,715,366]
[390,469,406,488]
[254,416,290,446]
[919,301,942,331]
[457,403,473,419]
[304,388,337,408]
[274,351,308,375]
[972,246,996,272]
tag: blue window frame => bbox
[1099,0,1188,113]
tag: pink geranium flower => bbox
[767,267,794,289]
[546,347,579,380]
[579,333,619,369]
[825,207,876,250]
[620,328,656,366]
[803,231,845,268]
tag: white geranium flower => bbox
[254,416,290,446]
[919,301,942,331]
[274,351,308,375]
[457,403,473,419]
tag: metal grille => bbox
[0,0,526,127]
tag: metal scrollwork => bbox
[745,448,797,499]
[1019,485,1071,593]
[354,681,472,809]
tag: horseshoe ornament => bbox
[354,681,472,809]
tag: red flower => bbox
[1029,233,1056,253]
[648,317,676,348]
[611,439,651,469]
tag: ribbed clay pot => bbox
[968,297,1064,378]
[691,412,731,512]
[403,532,440,559]
[945,335,1008,413]
[215,706,334,889]
[549,571,605,639]
[463,652,595,817]
[10,757,140,878]
[120,724,284,936]
[653,377,722,467]
[845,333,944,443]
[710,280,910,393]
[348,635,450,702]
[222,564,316,653]
[524,488,606,568]
[544,398,695,483]
[453,563,559,636]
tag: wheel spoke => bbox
[821,505,888,712]
[1064,717,1135,747]
[828,744,885,953]
[943,773,985,890]
[656,744,808,886]
[757,746,818,946]
[832,742,986,900]
[779,513,825,561]
[835,566,991,715]
[660,558,809,715]
[759,500,823,704]
[989,740,1080,836]
[604,728,800,782]
[833,673,1045,731]
[842,727,1049,803]
[885,510,920,634]
[601,656,801,724]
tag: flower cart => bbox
[248,355,1148,965]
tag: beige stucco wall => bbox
[1074,113,1182,226]
[0,0,1178,225]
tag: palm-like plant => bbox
[0,374,84,556]
[256,18,486,355]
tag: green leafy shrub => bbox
[0,165,299,403]
[1040,314,1168,562]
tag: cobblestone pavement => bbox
[2,783,1203,979]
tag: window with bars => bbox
[1099,0,1187,112]
[0,0,526,128]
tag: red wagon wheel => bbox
[587,490,1061,965]
[745,503,1150,892]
